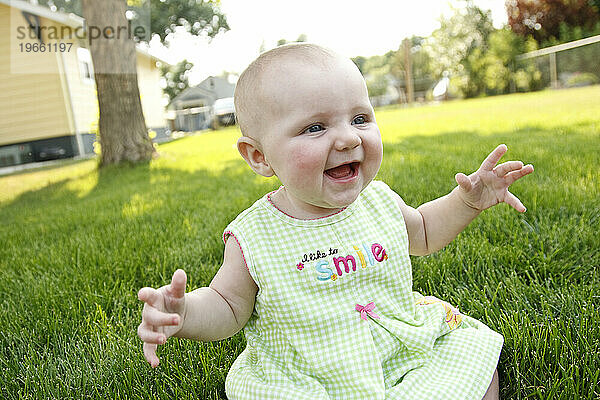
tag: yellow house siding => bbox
[0,4,71,146]
[0,2,167,150]
[137,53,166,129]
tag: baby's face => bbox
[257,56,383,216]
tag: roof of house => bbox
[0,0,83,27]
[197,76,236,99]
[170,76,235,109]
[1,0,170,65]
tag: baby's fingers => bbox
[493,161,523,177]
[504,190,526,213]
[166,269,187,300]
[138,287,162,307]
[455,173,472,192]
[504,164,534,185]
[138,323,167,345]
[480,144,508,171]
[143,342,160,368]
[142,306,181,327]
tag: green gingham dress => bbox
[222,181,503,399]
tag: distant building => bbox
[0,0,169,167]
[168,76,235,132]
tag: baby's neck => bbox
[269,187,346,220]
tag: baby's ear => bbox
[237,136,274,177]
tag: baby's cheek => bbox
[363,135,383,171]
[290,145,324,174]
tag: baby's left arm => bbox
[394,144,534,256]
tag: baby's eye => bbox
[352,115,368,125]
[304,124,324,134]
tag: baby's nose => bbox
[334,128,362,151]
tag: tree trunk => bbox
[81,0,156,166]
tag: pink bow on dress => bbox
[355,302,380,321]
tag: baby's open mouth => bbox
[325,162,360,180]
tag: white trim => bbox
[57,47,86,157]
[517,34,600,60]
[0,0,84,28]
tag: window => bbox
[77,47,94,84]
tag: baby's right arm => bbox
[137,237,258,367]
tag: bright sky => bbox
[148,0,508,85]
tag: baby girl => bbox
[137,43,533,399]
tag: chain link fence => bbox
[515,35,600,90]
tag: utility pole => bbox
[403,38,414,104]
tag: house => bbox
[168,76,235,132]
[0,0,169,168]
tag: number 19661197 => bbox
[19,42,73,52]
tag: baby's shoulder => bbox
[225,192,272,231]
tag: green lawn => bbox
[1,86,599,399]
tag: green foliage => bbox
[160,59,193,104]
[275,34,308,48]
[352,56,368,75]
[424,1,495,98]
[148,0,229,43]
[36,0,82,15]
[354,3,569,100]
[422,5,548,98]
[354,38,435,102]
[476,28,527,95]
[360,51,396,97]
[555,20,600,44]
[392,37,436,94]
[425,2,495,77]
[513,65,544,92]
[565,72,599,87]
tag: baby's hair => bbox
[234,43,340,138]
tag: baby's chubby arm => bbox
[137,237,258,367]
[391,144,534,256]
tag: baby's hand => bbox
[137,269,187,367]
[455,144,534,212]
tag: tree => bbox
[506,0,600,44]
[276,34,308,47]
[351,40,435,103]
[80,0,156,165]
[352,56,368,75]
[38,0,82,14]
[148,0,229,42]
[39,0,229,166]
[424,1,495,97]
[359,52,396,98]
[390,36,435,101]
[160,59,193,104]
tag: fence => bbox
[515,34,600,90]
[170,106,213,132]
[374,34,600,105]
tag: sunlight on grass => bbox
[151,128,242,174]
[0,158,98,204]
[122,193,164,218]
[376,86,600,141]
